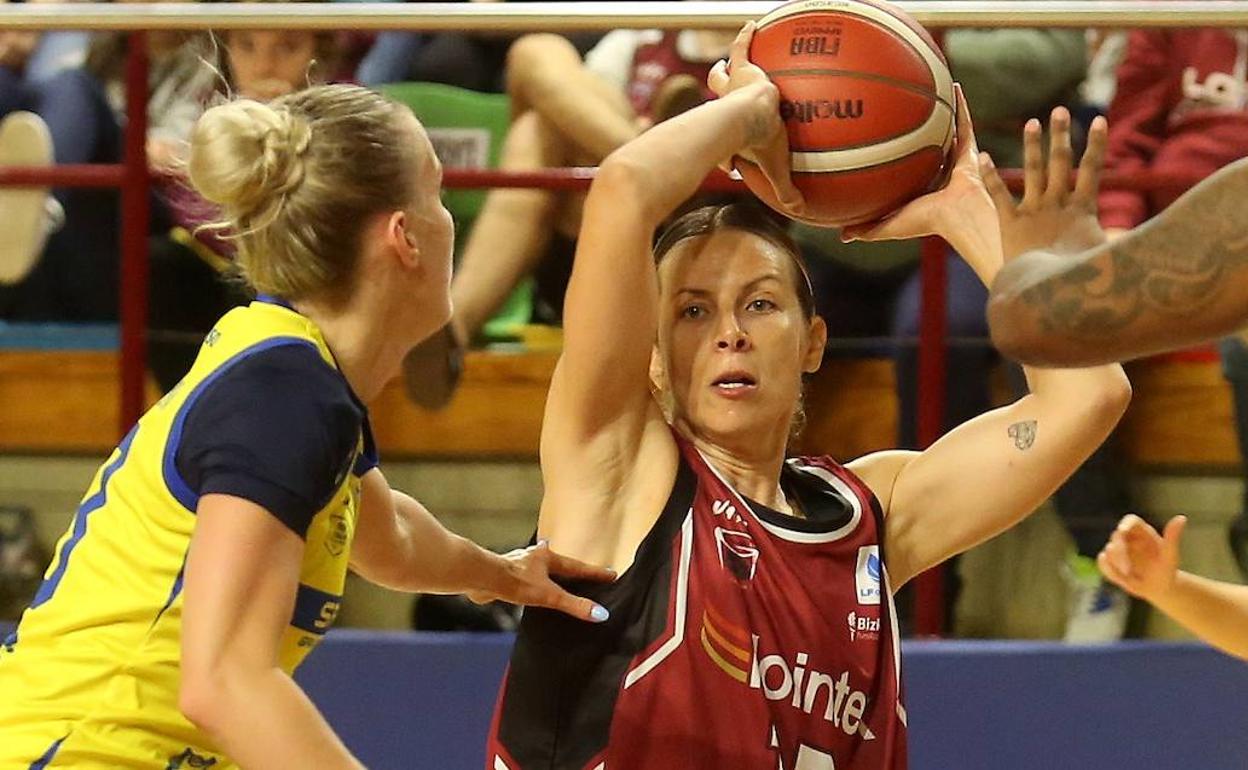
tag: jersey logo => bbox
[712,498,746,525]
[165,748,219,769]
[854,546,881,606]
[715,527,759,583]
[847,611,880,642]
[324,508,350,557]
[749,635,876,741]
[701,600,752,683]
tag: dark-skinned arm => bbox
[987,157,1248,367]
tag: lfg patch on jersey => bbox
[855,546,882,605]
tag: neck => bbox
[685,427,790,511]
[292,290,409,404]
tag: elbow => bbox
[1093,368,1134,422]
[592,156,660,222]
[179,670,228,740]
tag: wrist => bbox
[941,191,1002,284]
[468,543,512,602]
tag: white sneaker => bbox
[0,111,55,285]
[1063,553,1130,643]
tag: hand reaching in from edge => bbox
[1097,513,1186,603]
[467,541,616,623]
[980,107,1109,262]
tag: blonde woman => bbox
[0,84,611,769]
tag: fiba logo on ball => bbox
[788,23,842,56]
[854,545,882,605]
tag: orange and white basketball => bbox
[742,0,956,227]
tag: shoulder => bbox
[843,450,919,516]
[207,343,356,415]
[180,341,365,476]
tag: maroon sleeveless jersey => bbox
[487,432,907,769]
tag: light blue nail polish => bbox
[591,604,610,623]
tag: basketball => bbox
[741,0,956,227]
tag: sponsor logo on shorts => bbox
[855,546,882,605]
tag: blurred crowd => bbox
[2,0,1248,641]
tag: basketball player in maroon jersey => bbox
[487,24,1131,770]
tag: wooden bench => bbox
[0,338,1239,469]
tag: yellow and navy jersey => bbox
[0,298,377,769]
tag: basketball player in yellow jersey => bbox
[0,84,613,769]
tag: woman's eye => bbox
[681,305,705,320]
[748,298,776,312]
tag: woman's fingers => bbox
[980,152,1014,214]
[546,550,617,583]
[707,59,729,97]
[728,20,756,71]
[950,84,978,162]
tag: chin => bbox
[694,409,782,450]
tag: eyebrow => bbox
[674,274,785,298]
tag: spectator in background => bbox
[149,15,355,392]
[0,0,103,286]
[1099,27,1248,566]
[353,0,606,93]
[0,14,215,319]
[403,28,729,409]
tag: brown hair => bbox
[188,84,420,300]
[653,203,816,320]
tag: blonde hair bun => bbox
[184,84,418,300]
[188,99,312,220]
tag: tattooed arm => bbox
[988,157,1248,367]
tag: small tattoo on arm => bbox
[1008,420,1037,450]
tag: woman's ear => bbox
[386,210,420,268]
[803,316,828,374]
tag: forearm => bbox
[886,360,1129,585]
[1150,572,1248,661]
[374,490,505,595]
[604,83,775,225]
[183,667,362,769]
[989,158,1248,367]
